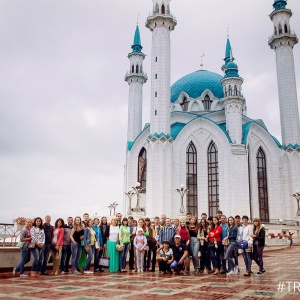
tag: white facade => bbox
[124,0,300,222]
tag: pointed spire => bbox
[273,0,287,11]
[224,38,234,66]
[131,25,143,53]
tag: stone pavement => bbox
[0,245,299,300]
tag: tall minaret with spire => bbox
[144,0,177,217]
[221,42,245,144]
[125,23,147,145]
[146,0,177,135]
[269,0,300,146]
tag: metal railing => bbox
[268,219,299,226]
[0,223,21,247]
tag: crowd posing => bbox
[13,211,266,278]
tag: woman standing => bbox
[105,218,120,272]
[188,216,200,272]
[51,218,65,275]
[251,218,266,275]
[198,219,209,274]
[83,218,96,274]
[13,218,32,277]
[143,218,152,271]
[119,217,130,272]
[176,219,190,246]
[207,216,222,275]
[30,217,45,277]
[238,216,253,276]
[70,217,84,274]
[223,216,238,275]
[92,217,103,273]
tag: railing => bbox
[0,223,21,247]
[268,219,299,226]
[268,30,297,41]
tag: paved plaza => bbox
[0,245,299,300]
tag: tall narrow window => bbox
[234,85,238,96]
[131,65,134,73]
[284,24,288,33]
[208,141,219,216]
[181,97,189,111]
[202,95,212,110]
[228,85,232,96]
[155,92,157,97]
[161,4,165,14]
[136,65,139,73]
[186,142,198,216]
[155,74,157,79]
[279,24,282,34]
[256,147,269,222]
[138,148,147,192]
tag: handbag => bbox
[99,249,110,268]
[222,238,229,246]
[116,244,124,251]
[28,242,36,249]
[16,241,25,249]
[237,240,248,249]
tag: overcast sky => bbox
[0,0,299,224]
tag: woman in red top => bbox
[207,216,222,275]
[51,218,65,275]
[176,219,190,246]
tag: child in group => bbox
[133,228,147,272]
[157,241,174,274]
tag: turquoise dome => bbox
[171,70,224,103]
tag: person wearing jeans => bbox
[223,216,238,275]
[60,217,73,273]
[70,217,84,274]
[119,218,130,272]
[83,218,96,274]
[188,217,200,272]
[41,215,53,275]
[13,218,32,277]
[92,217,103,272]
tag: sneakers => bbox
[226,270,235,276]
[73,270,81,275]
[262,269,266,273]
[233,266,239,275]
[20,273,28,277]
[12,267,16,276]
[84,270,93,274]
[257,271,263,275]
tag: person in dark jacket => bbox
[251,218,266,275]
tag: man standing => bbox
[150,216,162,272]
[60,217,73,274]
[159,218,176,247]
[220,215,228,274]
[161,214,166,226]
[170,235,189,275]
[41,215,53,275]
[201,213,207,221]
[185,212,192,226]
[234,215,242,272]
[82,213,89,228]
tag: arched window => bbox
[138,148,147,191]
[186,142,198,216]
[256,147,269,222]
[181,97,189,111]
[161,4,165,14]
[155,92,157,97]
[166,5,170,14]
[136,65,139,73]
[228,85,232,96]
[234,85,238,96]
[155,57,158,62]
[155,3,159,13]
[131,65,134,73]
[208,141,219,216]
[155,74,157,79]
[202,95,212,110]
[274,26,277,35]
[279,24,282,35]
[284,24,288,33]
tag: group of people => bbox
[13,211,266,277]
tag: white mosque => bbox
[123,0,300,222]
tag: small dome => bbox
[171,70,224,103]
[226,61,238,69]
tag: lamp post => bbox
[111,201,119,216]
[131,182,145,212]
[176,184,188,215]
[125,188,136,215]
[291,190,300,216]
[108,204,113,216]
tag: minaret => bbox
[125,24,147,144]
[268,0,300,146]
[221,38,234,73]
[146,0,177,135]
[144,0,177,217]
[221,45,245,144]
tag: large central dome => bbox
[171,70,224,103]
